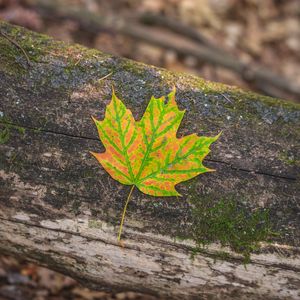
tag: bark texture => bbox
[0,22,300,299]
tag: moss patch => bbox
[120,59,148,77]
[190,196,275,262]
[0,20,112,85]
[0,116,12,144]
[88,219,103,229]
[0,39,27,75]
[0,116,26,144]
[279,151,300,167]
[0,125,10,144]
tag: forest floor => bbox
[0,256,159,300]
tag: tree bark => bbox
[0,22,300,299]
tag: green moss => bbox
[17,126,26,135]
[88,219,103,229]
[82,169,97,179]
[279,151,300,167]
[0,23,51,67]
[71,199,82,215]
[190,196,275,263]
[0,40,26,75]
[0,116,11,144]
[0,20,111,79]
[120,59,149,77]
[6,23,66,61]
[0,126,10,144]
[0,116,26,144]
[5,151,26,172]
[157,67,300,120]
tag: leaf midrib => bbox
[134,100,167,184]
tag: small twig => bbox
[74,58,82,66]
[140,12,220,52]
[221,93,233,104]
[98,72,113,83]
[0,31,31,67]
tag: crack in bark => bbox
[0,121,297,181]
[208,159,297,181]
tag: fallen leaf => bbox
[91,88,220,239]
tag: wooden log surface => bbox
[0,22,300,299]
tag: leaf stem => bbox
[118,185,135,242]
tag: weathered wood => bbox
[0,22,300,299]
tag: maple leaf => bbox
[91,88,220,241]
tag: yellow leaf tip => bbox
[216,131,223,139]
[111,86,119,101]
[168,87,176,96]
[210,131,222,142]
[168,87,177,105]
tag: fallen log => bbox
[0,22,300,299]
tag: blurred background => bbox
[1,0,300,102]
[0,0,299,299]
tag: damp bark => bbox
[0,21,300,299]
